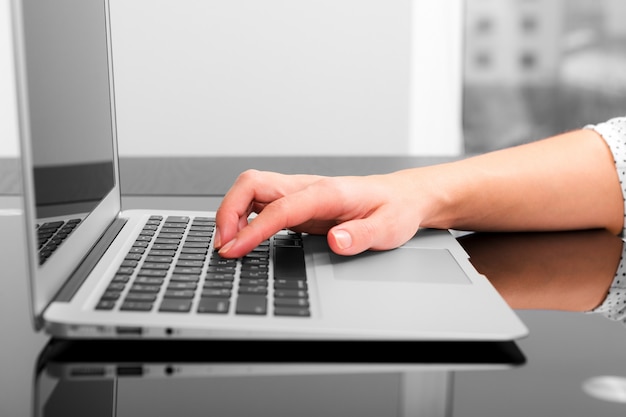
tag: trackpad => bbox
[328,247,470,284]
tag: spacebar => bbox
[274,246,307,280]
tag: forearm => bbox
[412,129,624,234]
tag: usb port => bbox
[115,326,143,336]
[116,365,143,376]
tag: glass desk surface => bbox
[3,157,626,416]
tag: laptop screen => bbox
[21,0,116,252]
[15,0,123,322]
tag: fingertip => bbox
[213,226,222,249]
[217,238,237,257]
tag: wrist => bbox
[389,164,467,231]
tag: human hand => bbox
[214,169,425,258]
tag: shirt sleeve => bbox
[585,116,626,237]
[590,239,626,318]
[585,117,626,316]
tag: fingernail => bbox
[218,238,236,255]
[332,229,352,250]
[214,227,222,248]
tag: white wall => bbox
[0,0,463,158]
[110,0,463,156]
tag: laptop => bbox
[8,0,528,340]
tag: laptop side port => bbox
[70,367,106,377]
[116,365,144,376]
[115,326,143,336]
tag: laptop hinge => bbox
[54,218,127,302]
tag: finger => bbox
[327,208,419,256]
[215,170,302,247]
[218,179,346,257]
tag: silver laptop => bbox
[9,0,528,340]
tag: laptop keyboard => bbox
[95,216,311,317]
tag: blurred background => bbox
[2,0,626,158]
[463,0,626,153]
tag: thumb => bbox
[328,211,419,256]
[327,219,379,256]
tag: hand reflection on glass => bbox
[458,229,624,313]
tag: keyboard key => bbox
[203,281,233,289]
[100,291,121,300]
[145,255,174,263]
[170,274,200,283]
[274,298,309,308]
[238,286,268,295]
[137,269,168,277]
[178,253,206,261]
[95,300,117,310]
[125,293,157,302]
[176,260,204,268]
[111,275,130,283]
[167,282,197,290]
[173,267,203,275]
[201,288,232,298]
[106,283,126,292]
[236,294,267,315]
[141,262,170,270]
[183,242,210,248]
[197,298,230,314]
[274,280,307,290]
[148,249,176,257]
[152,244,178,251]
[274,307,311,317]
[208,266,236,273]
[163,290,195,299]
[187,231,212,237]
[205,272,235,280]
[242,257,269,266]
[210,258,237,267]
[134,276,165,285]
[274,289,308,298]
[180,247,208,254]
[185,236,211,243]
[160,227,186,233]
[120,260,138,268]
[159,299,192,313]
[165,216,190,223]
[157,232,184,239]
[130,284,161,293]
[274,246,307,280]
[154,238,180,245]
[240,270,269,279]
[239,278,268,287]
[120,301,153,311]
